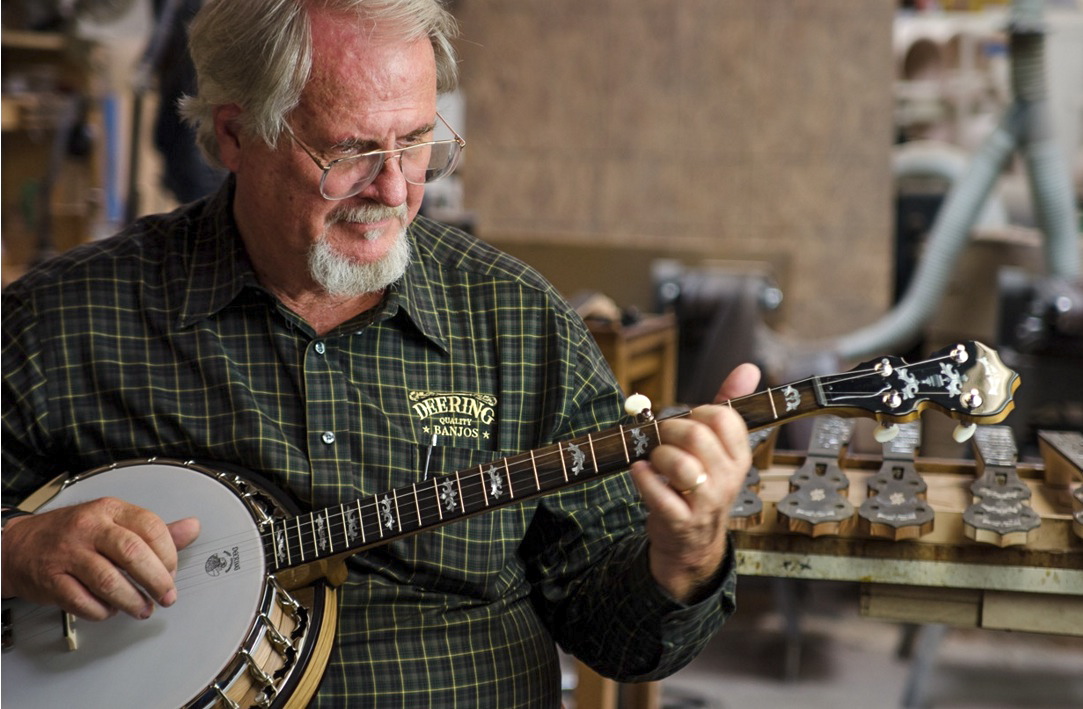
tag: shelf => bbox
[2,30,104,284]
[1,30,68,52]
[586,313,678,409]
[1,94,73,132]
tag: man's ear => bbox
[213,104,245,172]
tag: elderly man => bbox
[2,1,757,705]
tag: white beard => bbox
[308,204,412,297]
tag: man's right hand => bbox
[1,499,200,621]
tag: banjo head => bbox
[3,460,274,709]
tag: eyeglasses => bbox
[284,111,466,201]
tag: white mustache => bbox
[329,204,407,226]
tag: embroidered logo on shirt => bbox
[409,390,498,443]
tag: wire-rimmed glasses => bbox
[284,111,465,201]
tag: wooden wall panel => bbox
[455,0,896,338]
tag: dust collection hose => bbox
[823,0,1080,362]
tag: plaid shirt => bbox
[2,180,736,707]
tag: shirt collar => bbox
[375,219,450,354]
[175,178,258,329]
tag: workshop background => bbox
[2,0,1081,707]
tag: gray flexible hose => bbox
[828,0,1079,361]
[832,108,1020,360]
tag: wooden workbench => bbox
[733,451,1083,636]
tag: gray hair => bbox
[179,0,459,168]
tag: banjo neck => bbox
[266,340,1019,580]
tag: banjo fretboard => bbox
[262,340,1017,572]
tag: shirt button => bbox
[321,431,336,445]
[314,341,326,355]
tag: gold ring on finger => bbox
[680,472,708,496]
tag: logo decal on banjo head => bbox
[205,546,241,577]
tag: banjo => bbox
[1,341,1018,708]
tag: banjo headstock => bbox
[818,341,1019,441]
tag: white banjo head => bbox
[2,461,269,708]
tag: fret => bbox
[454,469,476,513]
[433,474,459,516]
[263,524,274,569]
[391,489,402,533]
[343,507,355,547]
[482,462,508,502]
[624,422,656,462]
[375,495,385,538]
[359,500,372,543]
[333,506,346,552]
[283,518,292,563]
[587,433,598,473]
[335,510,345,550]
[505,458,515,498]
[558,443,569,482]
[463,465,485,510]
[432,477,443,520]
[540,448,554,491]
[811,375,826,410]
[323,510,334,554]
[478,465,490,506]
[540,444,562,490]
[529,449,540,490]
[412,483,422,527]
[274,520,289,568]
[340,503,358,547]
[269,520,280,567]
[264,522,274,568]
[288,521,295,565]
[344,504,358,543]
[734,384,807,432]
[296,516,306,562]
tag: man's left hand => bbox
[629,363,760,603]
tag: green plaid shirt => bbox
[2,180,736,707]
